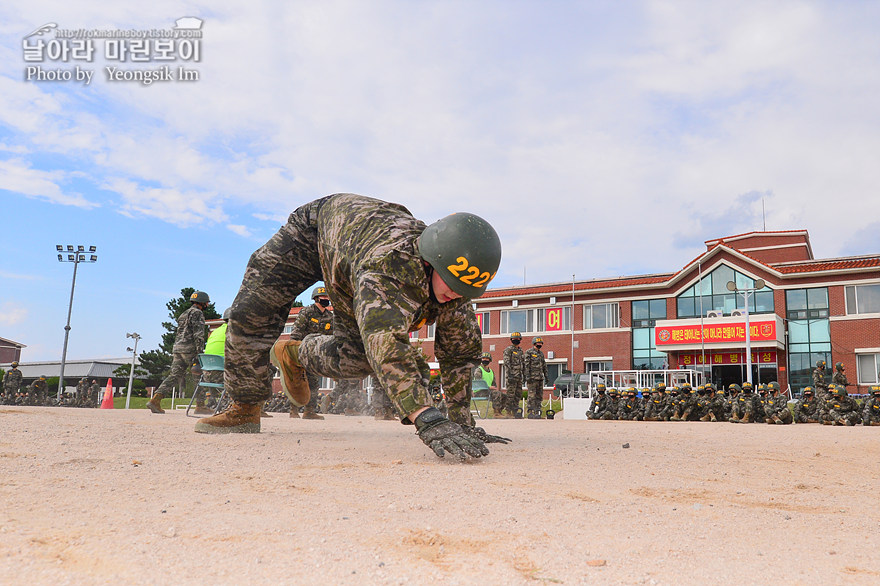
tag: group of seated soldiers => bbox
[586,380,880,426]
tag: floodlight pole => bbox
[125,333,141,409]
[55,245,97,400]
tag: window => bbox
[283,325,294,335]
[546,363,564,385]
[585,360,612,376]
[677,264,774,318]
[845,284,880,315]
[786,288,829,319]
[583,303,619,329]
[632,299,666,328]
[426,323,436,338]
[500,308,541,334]
[857,354,880,385]
[477,312,491,335]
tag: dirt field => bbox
[1,406,878,585]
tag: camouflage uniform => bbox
[225,195,482,427]
[502,340,526,416]
[820,388,861,426]
[754,386,769,422]
[89,380,101,407]
[794,389,820,423]
[601,390,620,420]
[29,378,48,405]
[587,388,608,419]
[75,377,89,407]
[155,304,206,397]
[861,388,880,426]
[617,389,641,420]
[701,386,726,422]
[642,391,664,421]
[812,364,829,401]
[3,366,23,401]
[290,302,334,413]
[523,342,548,418]
[730,384,758,423]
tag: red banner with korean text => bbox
[475,312,483,332]
[545,308,563,332]
[655,321,776,346]
[678,350,777,366]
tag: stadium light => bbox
[55,245,98,400]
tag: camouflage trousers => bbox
[822,409,861,425]
[490,388,506,413]
[305,371,321,410]
[156,349,198,396]
[225,199,431,421]
[526,380,543,414]
[505,378,522,414]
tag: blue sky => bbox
[2,0,880,362]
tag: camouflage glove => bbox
[414,407,490,461]
[465,426,512,445]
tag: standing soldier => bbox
[831,362,851,391]
[812,360,829,401]
[502,332,526,418]
[289,286,334,420]
[89,379,101,408]
[861,386,880,426]
[3,361,23,402]
[474,352,504,418]
[196,195,507,461]
[523,336,548,419]
[148,290,210,414]
[75,377,89,407]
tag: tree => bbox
[113,362,149,379]
[138,287,221,384]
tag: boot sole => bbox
[147,404,165,414]
[269,341,311,407]
[194,421,260,434]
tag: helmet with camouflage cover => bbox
[728,383,741,393]
[872,386,880,396]
[834,362,844,372]
[816,360,826,369]
[704,382,716,392]
[480,351,491,361]
[311,286,328,300]
[802,386,814,396]
[654,382,666,392]
[532,336,544,346]
[418,212,502,299]
[830,385,843,397]
[510,331,522,341]
[757,383,767,394]
[767,381,781,393]
[741,381,753,392]
[608,388,620,396]
[190,290,210,305]
[11,361,18,367]
[596,383,606,392]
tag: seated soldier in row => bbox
[794,387,820,423]
[862,386,880,426]
[819,384,861,426]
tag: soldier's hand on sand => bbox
[415,407,490,461]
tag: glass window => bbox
[787,289,807,312]
[857,354,880,385]
[787,288,829,319]
[712,265,735,294]
[677,264,774,318]
[808,320,830,343]
[649,299,666,318]
[677,297,695,317]
[426,323,435,338]
[477,312,490,335]
[807,288,828,310]
[632,300,649,321]
[632,328,651,349]
[846,284,880,314]
[583,303,619,329]
[546,363,563,384]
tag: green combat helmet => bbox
[510,332,522,341]
[741,381,754,393]
[418,212,502,299]
[816,360,826,369]
[311,286,327,299]
[480,351,491,361]
[190,290,210,304]
[532,336,544,346]
[835,362,844,372]
[728,383,741,393]
[767,381,781,393]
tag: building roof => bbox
[2,358,136,381]
[0,336,27,348]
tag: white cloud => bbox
[0,158,98,208]
[225,224,252,238]
[0,301,28,326]
[105,178,225,227]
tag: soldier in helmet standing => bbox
[831,362,851,392]
[288,286,334,420]
[812,360,829,401]
[2,361,23,403]
[502,332,526,418]
[196,194,509,460]
[147,290,210,414]
[523,336,548,419]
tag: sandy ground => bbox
[1,406,879,585]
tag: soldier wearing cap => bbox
[523,336,548,419]
[831,362,851,391]
[148,290,210,414]
[794,387,820,423]
[196,194,509,460]
[502,332,526,418]
[289,286,334,420]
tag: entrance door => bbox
[712,365,743,389]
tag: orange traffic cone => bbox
[100,378,114,409]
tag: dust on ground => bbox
[1,406,878,585]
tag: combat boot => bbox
[740,412,751,424]
[729,414,740,423]
[765,417,775,424]
[344,408,359,416]
[290,407,300,418]
[146,393,165,414]
[871,421,880,426]
[771,415,783,425]
[269,339,311,406]
[699,413,712,422]
[302,406,324,420]
[193,402,261,434]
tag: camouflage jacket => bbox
[617,397,640,420]
[812,367,828,390]
[862,396,880,420]
[826,394,858,414]
[3,368,22,392]
[523,347,548,383]
[794,397,819,419]
[315,195,482,420]
[831,371,850,388]
[290,303,333,341]
[642,397,664,419]
[173,305,206,354]
[765,394,789,417]
[31,379,47,393]
[502,344,525,383]
[76,379,89,395]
